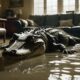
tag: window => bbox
[63,0,75,13]
[46,0,58,15]
[34,0,58,15]
[34,0,44,15]
[34,0,77,15]
[79,0,80,12]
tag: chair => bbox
[0,18,7,43]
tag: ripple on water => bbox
[60,74,72,80]
[49,59,70,65]
[63,67,72,70]
[75,67,80,70]
[74,67,80,73]
[74,75,80,80]
[48,74,72,80]
[74,69,80,73]
[50,69,60,73]
[70,62,80,66]
[61,70,70,73]
[63,53,80,61]
[1,52,80,80]
[50,69,70,74]
[48,74,60,80]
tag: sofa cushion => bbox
[62,26,80,38]
[46,15,60,27]
[29,15,45,26]
[60,19,73,27]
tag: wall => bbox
[22,0,34,19]
[0,0,9,17]
[0,0,33,19]
[0,0,2,17]
[9,0,34,19]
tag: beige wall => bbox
[12,0,34,19]
[0,0,9,17]
[0,0,2,17]
[58,0,63,14]
[0,0,34,19]
[22,0,34,19]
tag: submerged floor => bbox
[0,52,80,80]
[0,40,80,80]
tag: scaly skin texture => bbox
[2,27,80,57]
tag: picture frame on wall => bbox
[9,0,24,7]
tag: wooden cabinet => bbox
[5,18,19,36]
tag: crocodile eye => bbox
[25,35,34,42]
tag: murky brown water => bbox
[0,50,80,80]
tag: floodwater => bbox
[0,50,80,80]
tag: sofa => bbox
[29,14,80,27]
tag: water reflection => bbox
[48,74,72,80]
[4,54,47,73]
[71,62,80,65]
[74,75,80,80]
[0,52,80,80]
[47,53,80,80]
